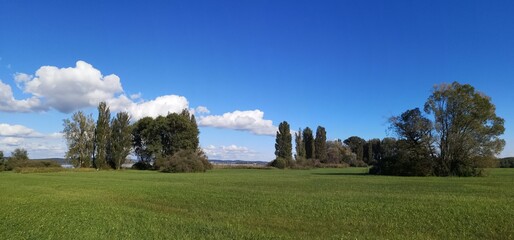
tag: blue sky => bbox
[1,0,513,160]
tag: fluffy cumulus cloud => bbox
[15,61,123,113]
[198,110,277,136]
[0,80,42,112]
[5,61,191,119]
[203,144,258,160]
[107,94,189,120]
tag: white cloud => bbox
[203,144,258,160]
[0,123,42,137]
[0,80,42,112]
[198,110,277,136]
[16,61,123,113]
[3,61,279,138]
[0,137,23,146]
[6,61,191,120]
[195,106,210,114]
[108,94,190,120]
[0,123,66,158]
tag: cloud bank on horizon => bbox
[0,60,278,136]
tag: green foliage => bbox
[424,82,505,176]
[94,102,111,169]
[63,111,95,168]
[158,149,212,173]
[269,157,287,169]
[132,110,200,168]
[326,140,354,164]
[132,116,161,164]
[302,127,315,159]
[0,168,513,239]
[314,126,327,162]
[344,136,366,161]
[294,128,306,160]
[0,150,4,171]
[110,112,132,169]
[372,108,435,176]
[274,121,292,163]
[5,148,29,171]
[499,158,514,168]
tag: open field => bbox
[1,168,513,239]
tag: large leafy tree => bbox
[275,121,293,161]
[110,112,132,169]
[303,127,315,159]
[314,126,327,162]
[132,117,163,164]
[374,108,435,176]
[424,82,505,176]
[63,111,95,168]
[132,109,200,168]
[94,102,111,169]
[344,136,366,161]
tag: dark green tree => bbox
[303,127,315,159]
[344,136,366,161]
[94,102,111,169]
[425,82,505,176]
[372,108,435,176]
[133,116,162,166]
[274,121,293,164]
[132,109,201,169]
[314,126,327,162]
[110,112,132,169]
[0,150,4,171]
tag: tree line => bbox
[62,102,211,172]
[273,82,506,176]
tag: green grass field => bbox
[1,168,513,239]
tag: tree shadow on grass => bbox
[311,172,370,176]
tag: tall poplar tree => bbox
[275,121,293,161]
[303,127,315,159]
[94,102,111,169]
[315,126,327,162]
[110,112,132,169]
[295,128,306,160]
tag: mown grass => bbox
[0,168,513,239]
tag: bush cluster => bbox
[157,150,212,173]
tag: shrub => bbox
[269,157,287,169]
[131,161,153,170]
[159,149,212,173]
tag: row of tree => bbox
[62,102,210,172]
[63,102,132,169]
[272,122,359,168]
[272,82,505,176]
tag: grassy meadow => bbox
[0,168,513,239]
